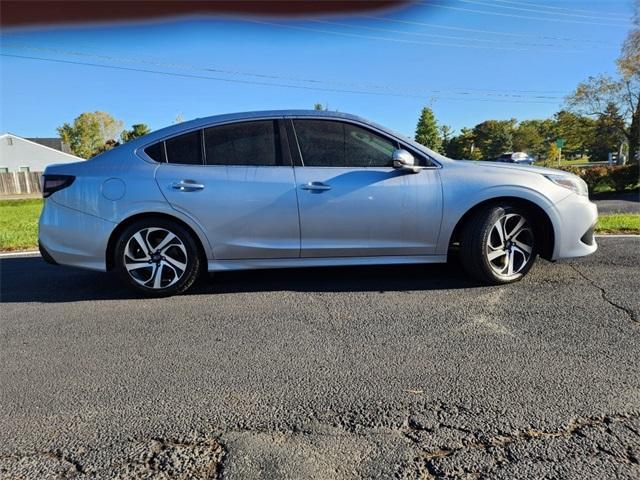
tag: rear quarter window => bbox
[144,142,166,162]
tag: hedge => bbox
[558,164,639,193]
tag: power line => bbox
[307,19,584,49]
[1,44,566,97]
[416,1,630,27]
[243,18,585,52]
[491,0,631,20]
[359,15,615,45]
[458,0,631,22]
[0,53,561,104]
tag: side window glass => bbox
[293,120,345,167]
[204,120,281,166]
[145,142,165,162]
[293,120,398,167]
[344,123,397,167]
[165,130,203,165]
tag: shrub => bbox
[579,166,609,192]
[606,165,640,192]
[557,165,638,193]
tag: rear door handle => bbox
[301,182,331,192]
[171,180,204,192]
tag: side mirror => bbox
[392,149,420,173]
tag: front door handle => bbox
[171,180,204,192]
[301,182,331,192]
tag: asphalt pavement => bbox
[592,190,639,214]
[1,237,639,479]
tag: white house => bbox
[0,133,81,173]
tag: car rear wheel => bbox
[459,204,537,284]
[114,218,201,296]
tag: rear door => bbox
[153,119,300,259]
[289,118,442,257]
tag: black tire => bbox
[459,203,537,285]
[114,218,202,296]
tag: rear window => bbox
[165,130,203,165]
[204,120,281,166]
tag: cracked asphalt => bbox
[0,237,639,479]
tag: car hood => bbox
[455,160,569,177]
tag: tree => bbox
[545,142,561,167]
[588,102,627,161]
[512,119,554,159]
[554,111,595,158]
[415,107,442,153]
[121,124,151,143]
[445,127,481,160]
[472,119,516,159]
[58,111,124,159]
[439,125,453,154]
[567,7,640,162]
[314,102,328,111]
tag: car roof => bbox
[139,110,371,143]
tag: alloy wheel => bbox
[123,227,188,289]
[486,213,534,278]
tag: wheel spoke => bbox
[163,254,186,272]
[126,261,152,272]
[160,261,181,287]
[513,239,532,254]
[507,250,515,275]
[506,216,526,240]
[152,263,164,289]
[487,249,507,261]
[132,231,151,257]
[155,232,176,252]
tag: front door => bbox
[290,119,442,257]
[155,119,300,259]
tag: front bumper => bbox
[38,199,116,271]
[549,194,598,260]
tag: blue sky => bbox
[0,0,634,138]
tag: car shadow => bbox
[0,256,480,303]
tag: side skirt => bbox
[208,255,447,272]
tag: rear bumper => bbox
[38,199,116,271]
[550,194,598,260]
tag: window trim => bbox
[286,117,441,169]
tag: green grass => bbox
[0,198,637,252]
[595,213,640,234]
[534,156,594,168]
[0,199,42,251]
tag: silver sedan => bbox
[39,110,597,296]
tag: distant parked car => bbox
[39,110,597,296]
[495,152,535,165]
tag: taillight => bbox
[42,174,75,198]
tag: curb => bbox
[0,250,40,258]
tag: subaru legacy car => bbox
[39,110,597,296]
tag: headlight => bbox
[544,174,588,197]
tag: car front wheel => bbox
[114,218,201,296]
[460,204,537,284]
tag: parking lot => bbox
[1,236,639,479]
